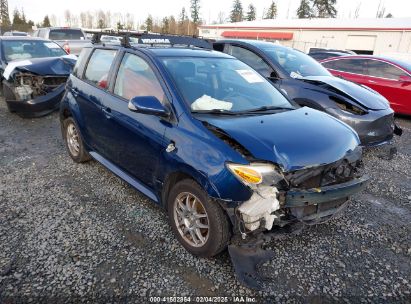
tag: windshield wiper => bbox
[239,105,294,114]
[191,109,238,115]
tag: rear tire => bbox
[167,179,231,257]
[62,117,91,163]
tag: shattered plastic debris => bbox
[238,187,280,231]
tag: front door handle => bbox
[71,88,79,97]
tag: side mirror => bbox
[399,75,411,83]
[128,96,169,117]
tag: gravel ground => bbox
[0,98,410,303]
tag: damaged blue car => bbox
[60,34,369,289]
[0,36,77,118]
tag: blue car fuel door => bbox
[74,48,119,153]
[99,52,169,188]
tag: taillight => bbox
[63,42,70,54]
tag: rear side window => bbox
[73,48,92,78]
[365,60,407,80]
[322,59,366,75]
[229,46,273,77]
[84,49,117,89]
[49,29,85,40]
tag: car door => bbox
[99,51,169,188]
[74,48,118,155]
[362,59,411,113]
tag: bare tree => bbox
[354,2,361,19]
[64,10,72,26]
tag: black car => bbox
[308,49,355,61]
[213,40,401,146]
[0,36,77,118]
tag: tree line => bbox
[0,0,393,35]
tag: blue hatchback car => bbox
[60,35,368,287]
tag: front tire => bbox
[62,117,91,163]
[167,179,231,257]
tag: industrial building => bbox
[199,18,411,57]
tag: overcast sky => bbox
[9,0,411,25]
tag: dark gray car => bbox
[214,40,402,146]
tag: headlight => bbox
[226,162,284,188]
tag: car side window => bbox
[365,60,407,80]
[323,59,366,75]
[229,45,274,77]
[38,29,47,38]
[114,53,166,103]
[84,49,117,89]
[73,48,92,78]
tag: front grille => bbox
[285,148,362,189]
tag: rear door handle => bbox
[102,107,112,118]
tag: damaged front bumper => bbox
[327,107,400,147]
[4,83,65,118]
[227,174,369,289]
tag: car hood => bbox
[300,75,389,110]
[3,55,77,80]
[200,107,360,172]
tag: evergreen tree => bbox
[230,0,243,23]
[116,22,124,30]
[0,0,10,28]
[161,16,169,33]
[313,0,337,18]
[42,15,51,27]
[246,4,256,21]
[179,7,187,23]
[145,14,153,32]
[190,0,200,24]
[264,1,277,19]
[296,0,313,18]
[12,8,22,27]
[97,19,105,29]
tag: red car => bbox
[321,55,411,115]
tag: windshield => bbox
[162,57,293,113]
[262,46,331,78]
[2,40,67,62]
[49,29,85,40]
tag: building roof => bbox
[200,18,411,31]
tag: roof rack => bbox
[85,30,212,49]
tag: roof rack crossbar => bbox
[86,30,212,49]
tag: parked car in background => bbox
[213,40,401,146]
[32,27,91,55]
[308,48,355,61]
[3,31,28,37]
[0,36,77,117]
[321,55,411,116]
[100,35,122,43]
[60,34,369,288]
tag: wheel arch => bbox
[160,168,220,210]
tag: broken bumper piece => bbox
[5,84,65,118]
[228,175,369,289]
[285,175,369,207]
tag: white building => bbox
[199,18,411,56]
